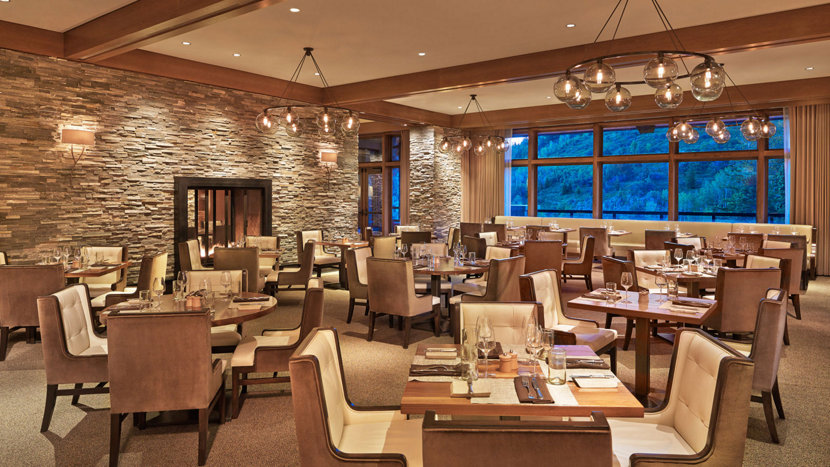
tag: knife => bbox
[530,375,544,400]
[520,376,535,399]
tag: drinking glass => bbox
[620,272,633,304]
[666,277,679,300]
[152,277,165,308]
[173,279,184,301]
[138,290,151,311]
[673,248,683,265]
[604,282,617,305]
[654,273,667,301]
[548,348,567,385]
[540,329,555,378]
[53,248,62,265]
[475,316,495,379]
[468,252,476,263]
[220,270,232,297]
[524,322,542,376]
[177,270,188,292]
[400,243,409,258]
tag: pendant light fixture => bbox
[437,94,505,156]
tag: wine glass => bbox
[400,243,409,258]
[475,316,495,379]
[52,248,62,265]
[177,270,188,292]
[673,248,683,265]
[654,273,667,302]
[220,270,232,297]
[524,322,542,376]
[152,277,165,308]
[620,272,633,304]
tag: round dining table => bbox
[100,292,277,326]
[412,260,489,300]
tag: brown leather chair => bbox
[344,247,370,323]
[245,235,280,277]
[400,231,432,256]
[449,255,526,337]
[664,241,694,264]
[460,221,482,239]
[562,235,595,290]
[446,226,460,250]
[761,246,806,320]
[107,308,225,466]
[523,240,563,275]
[481,223,507,243]
[297,230,340,277]
[366,257,440,348]
[0,265,65,361]
[644,229,675,250]
[0,251,6,264]
[423,410,613,466]
[600,257,635,351]
[36,284,109,432]
[580,227,613,259]
[370,235,396,259]
[520,269,618,372]
[79,246,129,298]
[767,234,809,289]
[453,246,513,296]
[461,235,487,260]
[525,224,549,241]
[538,230,566,242]
[230,279,324,418]
[214,247,261,292]
[607,329,754,466]
[273,240,316,292]
[705,268,782,335]
[178,239,210,271]
[728,232,764,253]
[98,252,167,309]
[723,289,788,443]
[289,328,422,465]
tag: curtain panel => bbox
[788,104,830,275]
[461,147,505,223]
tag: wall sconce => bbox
[320,150,338,189]
[61,128,95,170]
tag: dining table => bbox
[412,260,488,301]
[401,343,643,418]
[636,265,718,298]
[63,261,132,279]
[568,292,717,404]
[317,239,369,288]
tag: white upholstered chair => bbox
[675,236,706,249]
[186,270,244,352]
[297,230,340,277]
[0,251,6,264]
[453,245,512,295]
[289,328,423,465]
[91,252,167,308]
[629,249,669,292]
[79,246,128,298]
[179,239,211,271]
[477,231,498,246]
[457,302,539,346]
[607,329,754,466]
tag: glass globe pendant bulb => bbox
[690,61,725,101]
[666,126,681,143]
[473,140,487,156]
[438,137,451,154]
[691,85,723,102]
[496,138,506,151]
[758,118,776,138]
[485,137,493,148]
[654,82,683,109]
[643,54,679,88]
[675,121,692,140]
[255,111,278,135]
[553,73,580,102]
[452,140,466,155]
[316,108,336,135]
[461,137,472,149]
[565,81,592,109]
[285,119,303,137]
[583,60,615,93]
[740,117,761,141]
[714,128,731,144]
[340,112,360,135]
[705,118,725,137]
[684,127,700,144]
[604,85,632,112]
[281,107,299,128]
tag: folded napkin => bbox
[514,376,554,404]
[425,348,458,360]
[567,359,611,370]
[91,262,117,267]
[478,342,504,360]
[582,291,621,300]
[670,299,711,308]
[409,363,464,377]
[450,380,490,398]
[659,301,704,314]
[231,302,263,310]
[573,376,618,389]
[232,296,271,303]
[110,303,143,311]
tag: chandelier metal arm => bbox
[565,50,715,76]
[611,0,631,41]
[593,0,626,43]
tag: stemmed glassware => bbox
[524,320,542,376]
[220,270,232,298]
[673,248,684,265]
[177,271,188,296]
[400,243,409,258]
[52,248,62,265]
[654,273,668,302]
[475,316,495,379]
[152,277,165,309]
[620,271,633,304]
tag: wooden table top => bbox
[568,293,716,325]
[401,344,643,418]
[64,261,132,278]
[258,250,281,259]
[412,262,488,276]
[317,240,369,248]
[635,266,718,282]
[607,230,631,237]
[102,292,277,327]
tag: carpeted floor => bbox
[1,270,828,466]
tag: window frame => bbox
[358,132,409,235]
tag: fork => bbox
[520,377,535,399]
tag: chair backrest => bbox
[298,280,326,342]
[477,231,498,246]
[766,234,809,271]
[538,231,565,242]
[412,242,448,257]
[580,227,611,258]
[371,236,396,259]
[400,231,432,251]
[727,232,764,253]
[107,309,215,413]
[214,247,260,292]
[345,246,371,290]
[654,329,754,466]
[179,239,207,271]
[138,252,168,293]
[748,289,787,393]
[298,230,330,259]
[246,235,279,250]
[525,225,549,241]
[762,239,791,249]
[571,235,596,272]
[519,269,572,328]
[461,235,487,259]
[185,270,244,293]
[628,250,668,290]
[744,254,781,270]
[645,230,676,250]
[676,236,706,249]
[522,240,562,274]
[0,264,65,328]
[458,302,540,346]
[46,284,106,357]
[422,410,613,467]
[709,268,782,333]
[366,258,419,317]
[601,256,638,291]
[760,247,804,293]
[80,246,128,289]
[664,241,694,264]
[460,222,482,239]
[485,246,513,260]
[0,251,6,265]
[395,225,419,234]
[481,223,507,243]
[475,255,525,302]
[446,227,460,249]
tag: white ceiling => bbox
[0,0,135,32]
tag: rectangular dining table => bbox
[64,261,132,279]
[568,293,717,403]
[401,343,643,418]
[635,266,718,298]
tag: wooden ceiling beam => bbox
[0,20,63,57]
[347,101,452,128]
[452,77,830,129]
[324,4,830,105]
[64,0,284,61]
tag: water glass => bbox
[138,290,151,311]
[467,252,476,263]
[654,273,667,301]
[620,272,633,304]
[604,282,617,305]
[666,278,679,300]
[173,280,184,301]
[548,348,567,385]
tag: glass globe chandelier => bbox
[437,94,505,156]
[255,47,360,139]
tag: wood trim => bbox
[0,20,63,57]
[324,5,830,105]
[65,0,285,61]
[593,125,603,218]
[358,121,408,135]
[346,101,452,127]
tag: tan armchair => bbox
[344,247,370,323]
[178,239,210,271]
[107,309,225,466]
[185,270,245,352]
[274,240,316,292]
[562,235,595,290]
[97,252,167,309]
[422,410,613,466]
[676,236,706,249]
[461,235,487,260]
[79,246,129,298]
[36,284,109,432]
[761,246,806,320]
[460,221,482,239]
[476,231,498,246]
[297,230,340,277]
[230,279,324,418]
[607,329,754,466]
[520,269,618,372]
[580,227,613,259]
[395,224,419,234]
[371,236,396,259]
[366,257,440,348]
[289,328,422,465]
[453,246,512,295]
[449,255,525,337]
[705,267,782,335]
[481,223,506,243]
[523,240,563,275]
[644,229,675,250]
[0,264,65,361]
[601,257,635,351]
[446,226,460,249]
[214,247,262,292]
[457,301,540,345]
[246,235,280,277]
[0,251,6,264]
[538,230,566,242]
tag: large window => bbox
[358,133,406,236]
[537,165,592,218]
[538,130,593,158]
[678,160,757,222]
[768,116,785,150]
[602,163,668,220]
[509,166,528,216]
[508,133,529,160]
[767,158,785,223]
[602,125,669,155]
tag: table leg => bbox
[338,247,348,288]
[687,281,700,298]
[634,317,651,402]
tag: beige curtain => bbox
[788,104,830,275]
[462,147,504,223]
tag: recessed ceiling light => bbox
[566,23,575,28]
[418,52,426,56]
[0,1,10,3]
[457,106,463,109]
[289,7,300,13]
[546,96,552,99]
[181,41,191,45]
[233,53,241,57]
[314,72,320,76]
[805,66,815,71]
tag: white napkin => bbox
[573,377,618,389]
[451,380,490,397]
[659,301,703,314]
[425,348,458,359]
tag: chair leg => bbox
[364,299,370,316]
[608,345,617,374]
[71,383,83,405]
[791,294,801,320]
[623,319,633,351]
[604,314,613,330]
[583,275,592,290]
[26,326,36,344]
[198,408,208,465]
[367,312,376,341]
[232,368,241,419]
[761,391,780,443]
[41,384,58,432]
[772,378,785,419]
[347,298,355,324]
[0,327,8,362]
[109,413,122,467]
[432,305,441,337]
[403,317,411,349]
[218,381,226,424]
[783,316,790,346]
